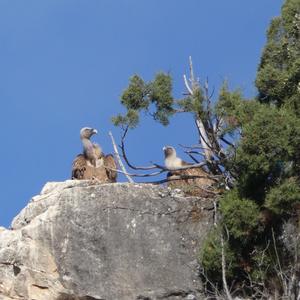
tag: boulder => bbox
[0,180,214,300]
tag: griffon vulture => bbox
[163,146,215,196]
[71,127,117,183]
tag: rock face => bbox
[0,181,214,300]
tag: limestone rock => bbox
[0,180,214,300]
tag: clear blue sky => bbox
[0,0,283,227]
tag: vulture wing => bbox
[72,153,117,183]
[71,154,94,180]
[103,154,117,182]
[71,154,87,179]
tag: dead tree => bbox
[111,57,238,188]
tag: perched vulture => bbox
[71,127,117,183]
[163,146,216,197]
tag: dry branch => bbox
[221,232,233,300]
[112,57,237,189]
[109,131,134,183]
[120,126,157,171]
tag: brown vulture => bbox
[71,127,117,183]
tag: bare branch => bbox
[183,74,193,95]
[199,267,223,299]
[221,137,236,148]
[179,144,205,150]
[213,200,218,227]
[183,150,206,157]
[146,175,221,192]
[103,166,219,187]
[120,126,157,170]
[204,77,209,92]
[109,131,134,183]
[184,57,215,163]
[112,57,236,192]
[195,118,214,160]
[173,108,188,113]
[152,161,207,171]
[109,129,221,182]
[184,151,200,163]
[189,55,196,87]
[221,232,233,300]
[178,144,208,162]
[272,228,288,294]
[104,166,165,178]
[213,117,222,136]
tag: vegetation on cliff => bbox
[112,0,300,297]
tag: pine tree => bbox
[112,0,300,296]
[201,0,300,296]
[256,0,300,115]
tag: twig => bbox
[272,227,288,294]
[204,77,214,132]
[145,175,220,188]
[152,161,207,171]
[109,131,134,183]
[184,150,206,157]
[189,55,196,88]
[183,74,193,95]
[105,166,165,177]
[103,165,219,186]
[213,116,224,136]
[120,126,157,170]
[184,56,214,161]
[195,118,214,160]
[221,137,236,148]
[221,232,233,300]
[179,144,207,150]
[213,200,218,227]
[199,267,223,299]
[106,164,219,180]
[185,152,200,163]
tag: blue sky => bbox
[0,0,283,227]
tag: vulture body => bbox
[163,146,215,197]
[71,127,117,183]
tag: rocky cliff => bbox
[0,181,214,300]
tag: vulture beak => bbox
[163,146,172,151]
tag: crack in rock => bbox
[32,283,49,290]
[57,293,105,300]
[101,206,180,216]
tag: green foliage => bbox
[111,109,139,129]
[256,0,300,115]
[113,73,175,127]
[199,227,237,283]
[177,86,205,119]
[112,75,148,128]
[194,88,206,120]
[177,97,194,113]
[149,73,174,125]
[235,105,300,200]
[215,83,258,136]
[220,190,261,242]
[198,1,300,294]
[113,2,300,295]
[121,75,149,110]
[265,177,300,215]
[250,244,274,283]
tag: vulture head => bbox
[80,127,98,140]
[163,146,176,159]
